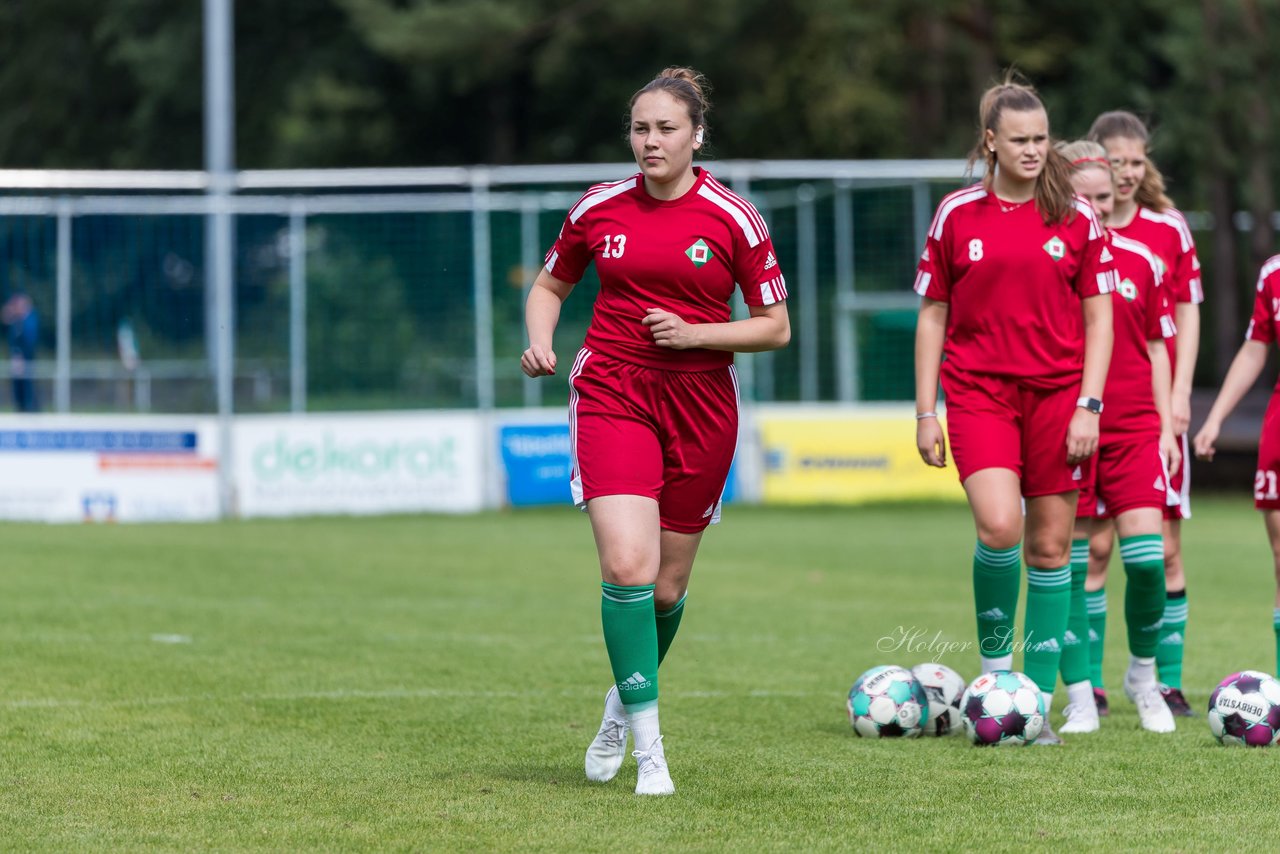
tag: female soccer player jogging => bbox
[521,67,790,795]
[1056,140,1178,736]
[1084,112,1203,718]
[913,77,1115,745]
[1194,255,1280,680]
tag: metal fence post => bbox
[833,179,856,402]
[289,202,307,413]
[471,169,494,410]
[55,200,72,413]
[796,184,818,401]
[520,196,541,408]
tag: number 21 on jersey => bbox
[602,234,627,258]
[1257,469,1279,501]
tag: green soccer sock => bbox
[1087,588,1107,688]
[655,593,687,666]
[600,582,658,710]
[974,541,1021,665]
[1023,565,1072,695]
[1060,539,1091,686]
[1120,535,1166,659]
[1156,588,1187,690]
[1273,608,1280,679]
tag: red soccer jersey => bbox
[544,167,787,371]
[913,186,1118,389]
[1112,206,1202,377]
[1100,232,1176,437]
[1245,255,1280,392]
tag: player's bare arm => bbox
[521,270,576,377]
[1194,340,1267,460]
[1066,291,1113,465]
[642,301,790,352]
[914,297,948,467]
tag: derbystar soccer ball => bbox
[1208,671,1280,746]
[960,670,1045,746]
[912,662,966,736]
[847,665,929,738]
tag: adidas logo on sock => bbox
[1088,628,1100,642]
[619,671,653,692]
[1063,630,1080,646]
[1158,632,1184,645]
[1030,637,1061,653]
[977,607,1008,620]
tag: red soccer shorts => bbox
[1164,433,1191,519]
[568,348,739,533]
[1077,433,1176,518]
[940,362,1084,497]
[1256,395,1280,510]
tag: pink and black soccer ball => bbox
[960,670,1045,746]
[1207,670,1280,747]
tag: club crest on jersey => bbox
[1118,278,1138,302]
[686,239,713,268]
[1042,236,1066,261]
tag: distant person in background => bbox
[1085,111,1202,718]
[521,66,790,794]
[1194,254,1280,679]
[1056,139,1178,736]
[913,77,1115,745]
[3,292,39,412]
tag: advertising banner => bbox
[234,413,484,517]
[759,408,964,504]
[0,417,220,522]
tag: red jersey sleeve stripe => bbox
[1258,256,1280,291]
[1112,234,1164,284]
[703,176,771,239]
[698,183,762,247]
[568,176,640,223]
[1073,197,1104,239]
[544,249,559,272]
[928,186,986,240]
[913,270,932,296]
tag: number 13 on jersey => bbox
[602,234,627,258]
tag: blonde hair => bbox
[969,75,1075,225]
[1087,110,1174,212]
[630,67,711,143]
[1057,139,1112,178]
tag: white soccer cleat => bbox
[1124,672,1176,734]
[584,685,629,782]
[1059,701,1100,734]
[633,735,674,796]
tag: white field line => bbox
[0,687,828,711]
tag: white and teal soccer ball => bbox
[912,662,966,736]
[1208,670,1280,747]
[960,670,1045,746]
[847,665,929,738]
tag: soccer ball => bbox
[960,670,1045,746]
[912,662,966,736]
[847,665,929,738]
[1207,671,1280,746]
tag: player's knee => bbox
[975,517,1021,551]
[1024,535,1069,569]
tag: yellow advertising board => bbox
[759,407,965,504]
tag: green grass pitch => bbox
[2,497,1280,850]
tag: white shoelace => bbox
[633,735,667,775]
[597,717,627,748]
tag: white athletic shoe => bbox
[1059,702,1100,734]
[1124,671,1176,733]
[633,735,674,796]
[584,686,629,782]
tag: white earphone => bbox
[695,128,704,144]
